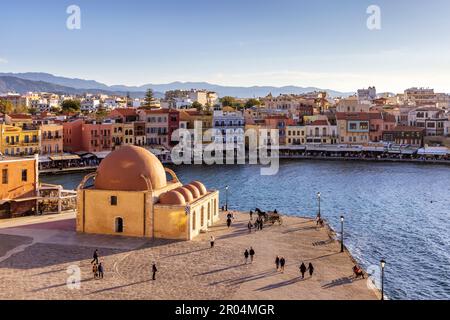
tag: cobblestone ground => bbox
[0,212,378,300]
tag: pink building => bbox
[63,119,112,153]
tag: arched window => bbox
[115,217,123,233]
[214,199,217,215]
[192,210,196,230]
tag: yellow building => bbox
[0,156,38,218]
[0,124,41,156]
[76,145,219,240]
[286,126,306,145]
[112,123,135,149]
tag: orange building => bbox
[40,124,63,155]
[63,119,112,153]
[0,156,39,218]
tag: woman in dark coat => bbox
[308,263,314,277]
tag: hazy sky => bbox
[1,0,449,92]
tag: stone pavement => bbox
[0,211,379,300]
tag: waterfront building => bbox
[407,106,447,136]
[40,124,63,155]
[286,126,306,145]
[305,120,338,144]
[111,122,135,149]
[336,112,371,144]
[212,108,245,144]
[76,145,219,240]
[368,113,397,143]
[138,109,170,147]
[0,124,40,156]
[62,119,112,153]
[264,115,295,145]
[382,126,425,147]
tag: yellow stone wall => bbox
[78,189,149,237]
[154,206,188,240]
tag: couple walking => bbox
[244,247,255,264]
[299,262,314,279]
[275,256,286,272]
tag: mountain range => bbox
[0,72,353,98]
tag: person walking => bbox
[300,262,307,279]
[249,247,255,263]
[280,257,286,273]
[226,217,232,228]
[247,221,253,233]
[91,249,99,264]
[152,262,158,280]
[249,210,253,221]
[92,263,98,279]
[275,256,280,271]
[244,249,249,264]
[308,263,314,277]
[210,236,215,248]
[98,262,104,279]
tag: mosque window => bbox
[192,211,196,230]
[110,196,118,206]
[115,217,124,233]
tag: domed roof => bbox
[185,184,201,199]
[159,190,186,205]
[94,146,167,191]
[174,187,194,203]
[190,181,207,195]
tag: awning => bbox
[417,148,449,156]
[49,155,81,161]
[93,151,111,159]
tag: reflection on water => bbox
[41,160,450,300]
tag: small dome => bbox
[159,191,186,205]
[174,187,194,203]
[94,146,167,191]
[190,181,207,195]
[185,184,201,199]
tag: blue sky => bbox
[0,0,449,92]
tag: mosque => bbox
[76,145,219,240]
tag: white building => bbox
[212,109,245,144]
[80,98,101,112]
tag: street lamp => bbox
[225,185,229,211]
[380,259,386,301]
[340,216,344,253]
[317,192,321,219]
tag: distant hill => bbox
[0,72,353,98]
[0,76,158,98]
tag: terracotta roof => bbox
[336,112,382,121]
[7,113,32,120]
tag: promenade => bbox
[0,211,378,300]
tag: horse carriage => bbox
[255,208,283,225]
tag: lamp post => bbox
[380,259,386,301]
[340,216,344,253]
[225,185,229,211]
[317,192,321,219]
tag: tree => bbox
[142,88,156,109]
[245,98,261,109]
[192,101,203,111]
[220,96,236,108]
[95,104,108,121]
[61,99,81,113]
[0,100,14,114]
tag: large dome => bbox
[94,146,167,191]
